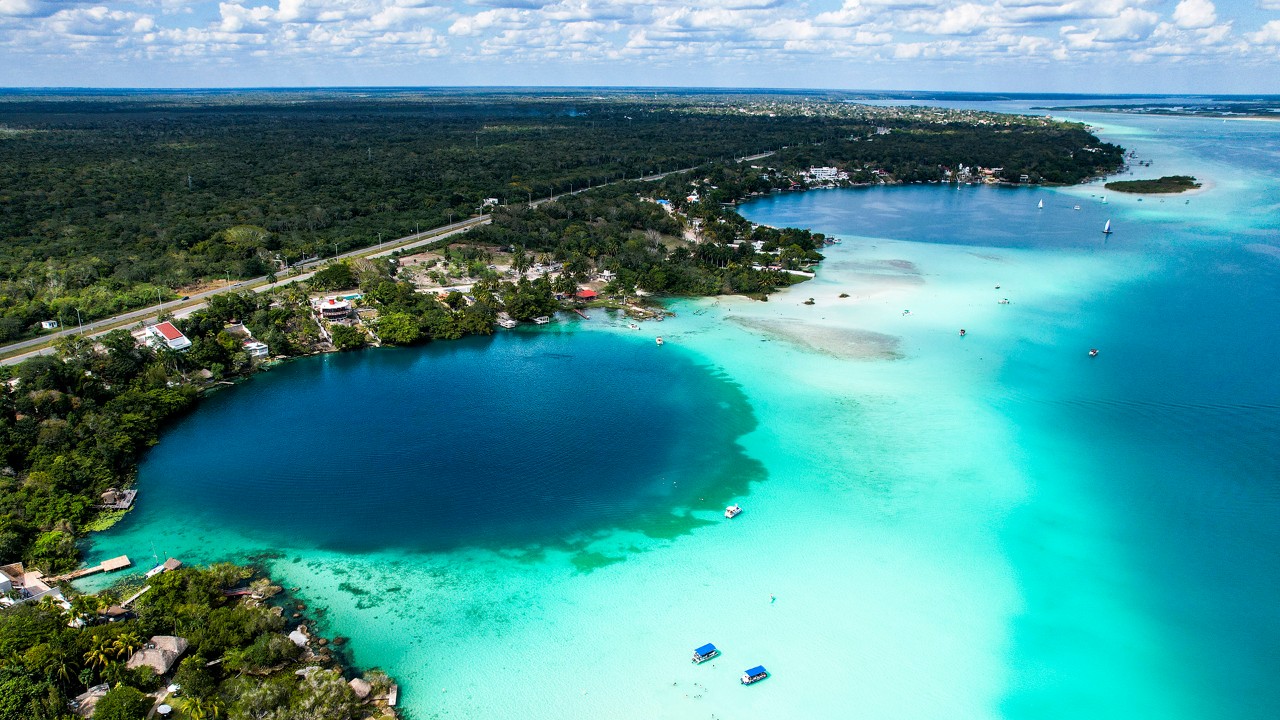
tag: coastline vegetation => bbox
[0,91,1121,344]
[1104,175,1201,193]
[0,90,1126,719]
[0,562,392,720]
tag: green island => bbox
[1104,175,1201,194]
[0,91,1124,720]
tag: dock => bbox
[573,308,589,319]
[48,555,131,582]
[387,684,399,707]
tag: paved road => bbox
[0,218,488,366]
[0,150,775,366]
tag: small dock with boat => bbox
[48,555,131,582]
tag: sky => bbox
[1,0,1278,92]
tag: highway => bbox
[0,150,775,366]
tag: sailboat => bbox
[1037,199,1044,209]
[1102,219,1113,235]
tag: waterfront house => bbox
[144,322,192,351]
[575,289,599,300]
[126,635,189,675]
[243,340,270,358]
[317,297,352,320]
[0,562,67,608]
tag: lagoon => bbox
[85,109,1280,719]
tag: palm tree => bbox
[181,695,224,720]
[84,638,114,670]
[111,632,143,660]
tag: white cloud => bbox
[1172,0,1216,29]
[1249,19,1280,44]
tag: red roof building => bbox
[145,322,191,351]
[575,289,598,300]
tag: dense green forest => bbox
[0,91,1122,343]
[1104,175,1200,193]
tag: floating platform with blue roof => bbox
[741,665,768,685]
[692,643,720,664]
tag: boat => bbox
[741,666,769,685]
[1074,205,1081,211]
[1101,196,1108,204]
[1037,199,1044,209]
[655,336,664,346]
[497,318,518,329]
[725,504,742,519]
[628,322,639,330]
[998,298,1010,305]
[958,329,966,337]
[692,643,720,664]
[533,316,551,325]
[1089,348,1099,357]
[1103,219,1113,235]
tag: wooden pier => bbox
[48,555,131,582]
[573,308,589,319]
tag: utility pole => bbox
[76,308,83,335]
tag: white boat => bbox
[533,316,551,324]
[497,318,518,329]
[1103,219,1113,235]
[1101,196,1108,204]
[1037,199,1044,209]
[998,298,1010,305]
[655,336,664,346]
[1089,348,1100,357]
[725,504,742,519]
[628,323,639,330]
[1074,205,1081,211]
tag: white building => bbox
[40,320,58,330]
[144,322,192,351]
[0,562,67,608]
[243,341,269,359]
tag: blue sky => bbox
[1,0,1278,92]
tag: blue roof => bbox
[695,644,717,656]
[745,666,767,676]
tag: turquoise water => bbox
[84,109,1280,719]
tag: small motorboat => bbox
[655,336,664,346]
[998,298,1010,305]
[533,316,552,325]
[1074,205,1081,211]
[628,323,639,330]
[901,309,912,316]
[725,504,742,519]
[692,643,720,664]
[741,666,769,685]
[497,318,518,329]
[959,329,966,337]
[1089,348,1099,357]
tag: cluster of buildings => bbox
[137,319,269,359]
